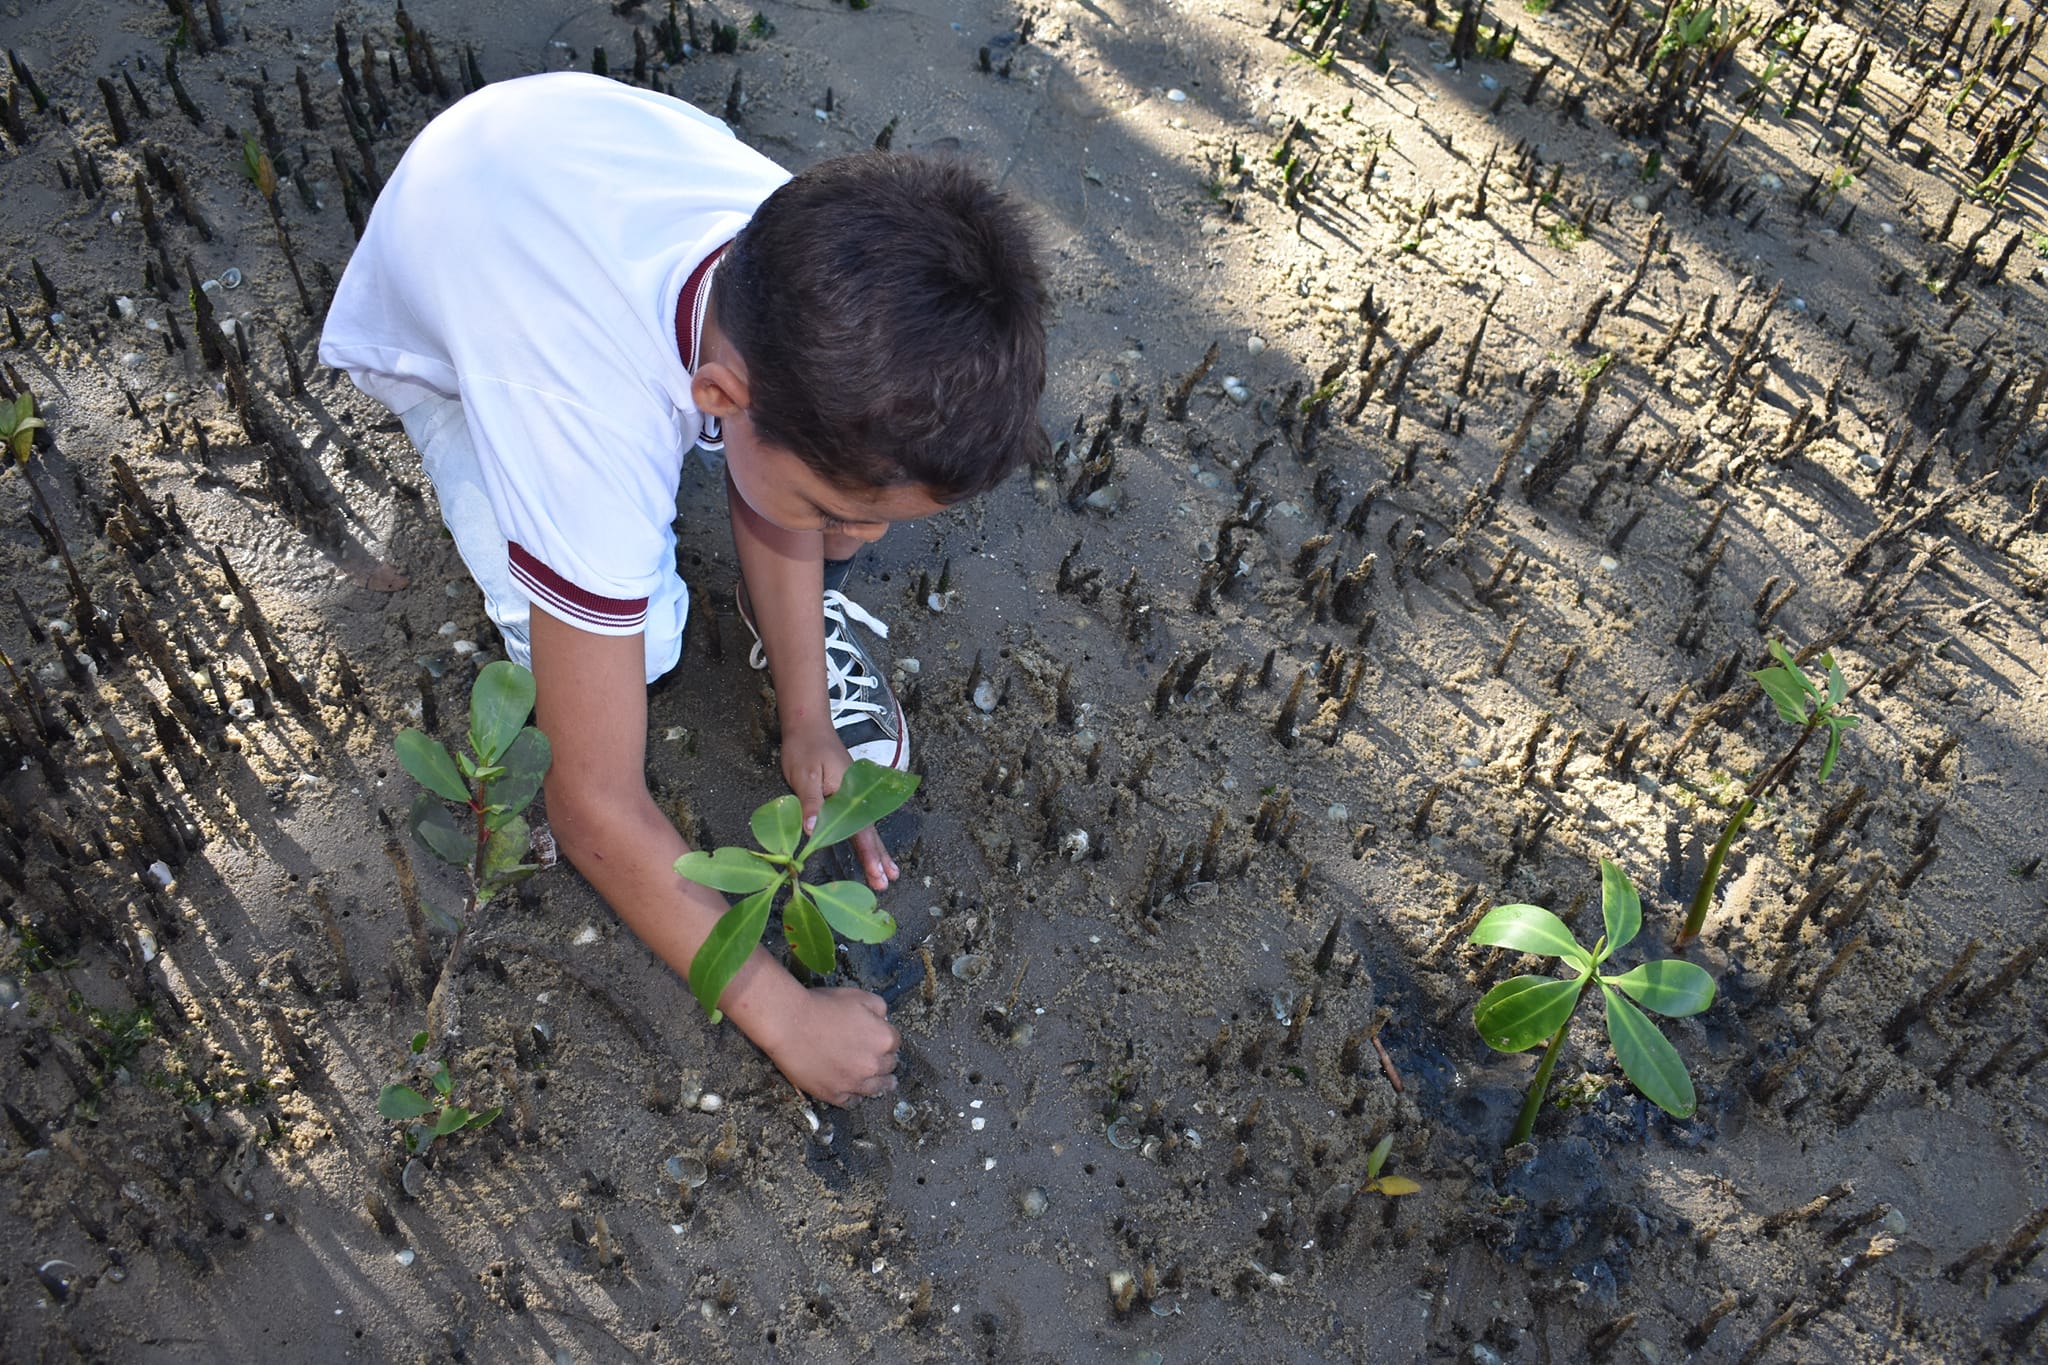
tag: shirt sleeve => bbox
[455,375,685,637]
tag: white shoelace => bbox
[747,590,893,731]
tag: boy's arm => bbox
[528,604,900,1106]
[725,469,898,891]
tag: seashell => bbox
[114,296,137,320]
[395,1248,416,1266]
[401,1159,426,1198]
[972,680,998,713]
[200,278,222,296]
[665,1154,708,1188]
[1106,1116,1140,1150]
[221,267,244,289]
[950,953,990,982]
[1166,88,1187,102]
[696,1092,723,1113]
[1245,335,1266,356]
[1020,1187,1048,1217]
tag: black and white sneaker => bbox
[736,587,911,772]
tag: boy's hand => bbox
[760,985,901,1107]
[781,721,900,892]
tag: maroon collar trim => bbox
[675,241,731,375]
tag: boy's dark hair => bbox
[713,152,1048,502]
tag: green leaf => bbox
[396,730,470,803]
[1604,959,1716,1017]
[465,1106,502,1130]
[422,901,462,935]
[1818,725,1843,782]
[485,727,551,828]
[1599,859,1641,958]
[783,885,837,976]
[410,1031,429,1054]
[807,879,897,943]
[1372,1175,1421,1197]
[1753,666,1812,726]
[689,887,773,1018]
[481,815,529,883]
[1469,904,1593,970]
[674,846,784,895]
[408,792,472,867]
[750,795,803,858]
[1824,658,1846,707]
[800,761,921,856]
[468,661,535,765]
[1766,638,1799,673]
[432,1105,471,1136]
[1601,984,1697,1117]
[378,1084,433,1120]
[1473,975,1585,1052]
[1366,1133,1392,1178]
[432,1062,452,1096]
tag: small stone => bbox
[114,296,137,320]
[1597,555,1620,572]
[1325,803,1348,823]
[972,680,998,713]
[1020,1187,1048,1217]
[1166,88,1187,102]
[1246,335,1267,356]
[696,1092,723,1113]
[145,862,174,893]
[395,1248,416,1267]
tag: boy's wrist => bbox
[718,950,810,1055]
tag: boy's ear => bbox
[691,359,749,419]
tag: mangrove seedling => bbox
[1472,858,1716,1147]
[377,1029,500,1150]
[396,659,552,931]
[1363,1134,1421,1197]
[1676,640,1858,946]
[674,760,918,1020]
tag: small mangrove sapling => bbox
[1472,858,1716,1147]
[394,660,552,1041]
[377,1029,501,1149]
[397,660,552,924]
[675,759,918,1020]
[1676,640,1858,947]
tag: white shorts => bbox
[400,393,691,684]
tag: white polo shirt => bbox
[320,72,789,636]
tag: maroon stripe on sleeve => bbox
[508,542,648,630]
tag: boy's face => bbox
[721,408,947,542]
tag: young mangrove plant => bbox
[396,660,552,928]
[377,1029,501,1150]
[1363,1134,1421,1197]
[1472,858,1716,1147]
[675,760,918,1020]
[1676,640,1858,947]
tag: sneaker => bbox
[736,586,911,772]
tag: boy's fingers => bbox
[851,825,896,890]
